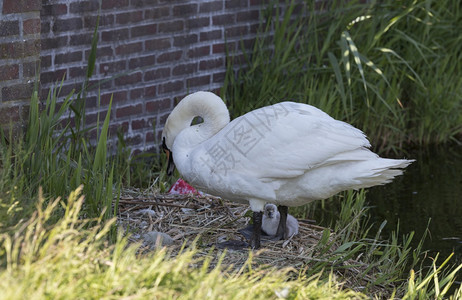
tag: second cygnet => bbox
[262,203,299,238]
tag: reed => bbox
[223,0,462,153]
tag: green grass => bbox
[0,188,461,299]
[0,188,366,300]
[223,0,462,154]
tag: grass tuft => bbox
[0,188,366,300]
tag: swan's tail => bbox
[354,158,414,187]
[324,148,414,188]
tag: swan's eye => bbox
[191,116,203,126]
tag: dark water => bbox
[367,146,462,266]
[309,146,462,278]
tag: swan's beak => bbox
[165,149,175,176]
[162,137,176,176]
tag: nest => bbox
[117,188,391,296]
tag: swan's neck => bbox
[168,92,230,151]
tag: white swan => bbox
[262,204,299,238]
[162,91,414,249]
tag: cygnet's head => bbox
[264,203,278,219]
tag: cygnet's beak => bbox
[162,138,176,176]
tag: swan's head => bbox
[264,203,278,219]
[161,91,230,176]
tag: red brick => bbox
[53,18,83,32]
[23,61,38,78]
[145,131,156,143]
[145,38,171,51]
[213,42,235,54]
[116,11,143,24]
[108,122,129,136]
[88,79,112,90]
[145,6,170,19]
[102,28,129,42]
[101,0,129,9]
[70,1,100,13]
[129,87,144,100]
[115,72,142,86]
[0,65,19,81]
[242,38,255,50]
[172,63,197,76]
[129,55,156,69]
[23,18,40,35]
[0,20,19,37]
[249,23,260,34]
[225,0,248,9]
[41,21,51,34]
[158,20,184,33]
[0,106,22,124]
[145,86,156,97]
[70,33,93,46]
[199,58,224,70]
[55,51,83,65]
[213,72,226,83]
[131,118,148,130]
[83,15,114,28]
[225,25,248,37]
[157,50,182,63]
[131,24,157,38]
[187,75,211,87]
[237,10,260,22]
[3,0,41,14]
[124,134,143,146]
[40,69,67,84]
[2,83,34,101]
[42,4,67,16]
[101,91,127,105]
[24,40,40,57]
[1,40,40,59]
[250,0,265,5]
[144,67,170,81]
[229,53,246,65]
[200,30,222,42]
[173,4,197,16]
[132,117,155,130]
[186,17,209,29]
[116,42,143,55]
[69,66,86,78]
[86,46,113,59]
[41,36,68,50]
[84,96,98,109]
[187,46,210,58]
[41,55,52,68]
[116,104,143,118]
[159,80,183,94]
[100,61,126,75]
[146,98,172,112]
[199,1,223,13]
[173,34,198,47]
[212,14,234,25]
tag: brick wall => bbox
[1,0,265,152]
[0,0,41,134]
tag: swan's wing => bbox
[201,102,371,180]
